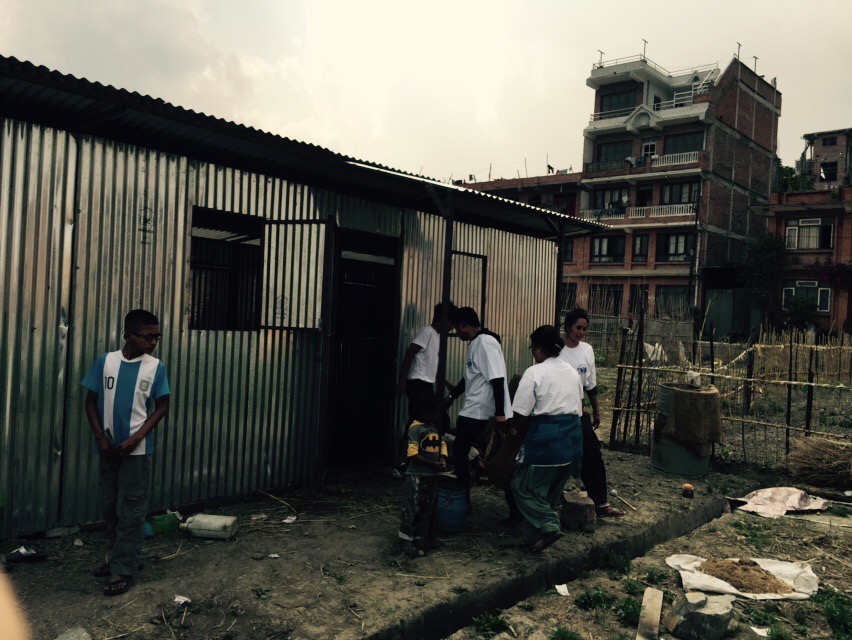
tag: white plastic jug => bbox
[179,514,238,540]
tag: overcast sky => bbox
[1,0,849,181]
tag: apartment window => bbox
[588,284,623,316]
[590,235,626,263]
[600,90,636,115]
[641,139,657,157]
[661,181,701,205]
[561,237,574,262]
[822,136,837,146]
[190,208,263,330]
[593,187,629,209]
[655,285,691,318]
[656,233,693,262]
[820,162,838,182]
[783,281,831,313]
[636,186,653,207]
[597,141,633,163]
[664,131,704,154]
[652,95,662,111]
[632,234,648,262]
[785,218,833,250]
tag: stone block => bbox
[560,491,596,532]
[663,592,735,640]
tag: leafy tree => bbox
[737,234,790,329]
[776,161,814,192]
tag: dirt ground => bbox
[4,450,766,640]
[444,506,852,640]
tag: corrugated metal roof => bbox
[0,54,607,238]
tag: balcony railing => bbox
[578,207,627,220]
[585,160,626,173]
[651,151,700,167]
[627,203,697,218]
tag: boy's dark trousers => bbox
[99,455,151,577]
[398,475,438,544]
[453,415,490,497]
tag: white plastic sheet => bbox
[666,554,818,600]
[734,487,828,519]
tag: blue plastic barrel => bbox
[436,482,469,534]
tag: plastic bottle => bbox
[179,514,238,540]
[150,512,180,533]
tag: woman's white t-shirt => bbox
[512,357,583,417]
[459,333,514,420]
[408,325,439,383]
[559,342,597,392]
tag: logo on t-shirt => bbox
[577,366,588,374]
[139,380,150,392]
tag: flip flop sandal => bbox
[104,576,134,597]
[595,504,627,518]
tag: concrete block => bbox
[664,592,735,640]
[560,491,595,532]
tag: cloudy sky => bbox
[1,0,849,181]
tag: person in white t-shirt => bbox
[447,307,513,501]
[510,324,584,552]
[397,302,458,412]
[394,302,457,474]
[560,308,625,518]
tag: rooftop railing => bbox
[627,203,698,218]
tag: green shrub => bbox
[575,587,616,610]
[813,588,852,639]
[614,597,641,627]
[644,567,668,585]
[473,614,509,639]
[622,578,643,596]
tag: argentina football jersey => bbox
[82,351,170,455]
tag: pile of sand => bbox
[700,558,793,594]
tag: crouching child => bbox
[398,390,447,558]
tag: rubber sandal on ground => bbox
[104,576,134,596]
[595,504,626,518]
[531,530,562,553]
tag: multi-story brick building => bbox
[796,128,852,187]
[469,54,782,335]
[761,187,852,332]
[573,54,780,333]
[458,172,582,217]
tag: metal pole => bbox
[435,200,455,399]
[785,330,793,455]
[805,348,814,436]
[555,222,566,328]
[633,302,645,446]
[610,327,629,447]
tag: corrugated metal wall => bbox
[398,212,557,424]
[0,119,76,536]
[1,116,556,536]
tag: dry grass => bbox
[788,437,852,488]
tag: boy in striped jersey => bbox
[83,309,171,596]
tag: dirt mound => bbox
[700,558,792,594]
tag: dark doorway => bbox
[326,230,399,472]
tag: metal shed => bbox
[0,54,601,536]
